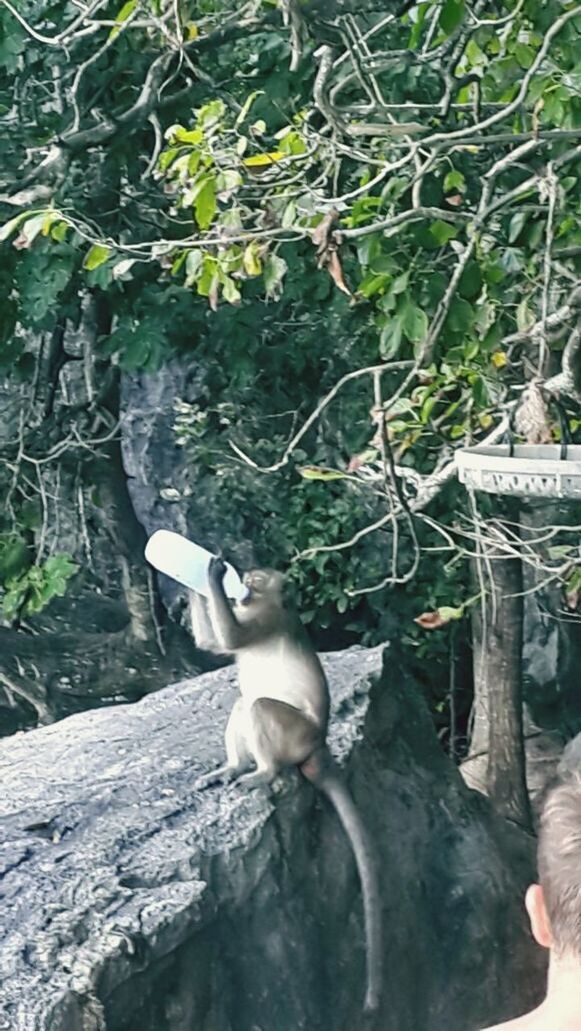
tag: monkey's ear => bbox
[267,570,285,593]
[280,574,299,609]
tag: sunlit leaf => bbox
[508,211,527,243]
[298,466,348,482]
[243,151,285,168]
[194,178,216,230]
[83,244,112,270]
[0,211,31,242]
[243,242,262,276]
[516,299,535,332]
[108,0,137,40]
[221,274,242,304]
[264,253,287,298]
[430,220,458,245]
[235,90,264,127]
[415,605,463,630]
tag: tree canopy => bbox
[0,0,580,664]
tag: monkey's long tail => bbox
[300,747,382,1013]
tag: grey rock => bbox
[0,645,544,1031]
[120,364,257,618]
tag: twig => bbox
[228,361,414,473]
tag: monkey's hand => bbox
[207,555,227,587]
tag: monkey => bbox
[190,557,382,1013]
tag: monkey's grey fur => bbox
[190,558,382,1012]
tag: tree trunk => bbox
[484,543,531,830]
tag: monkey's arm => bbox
[207,557,255,651]
[189,591,225,654]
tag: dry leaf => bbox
[414,605,464,630]
[208,274,219,312]
[311,209,338,250]
[415,611,448,630]
[327,249,351,296]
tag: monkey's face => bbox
[241,568,284,603]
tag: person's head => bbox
[525,770,581,960]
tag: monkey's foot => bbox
[194,764,240,791]
[232,769,275,790]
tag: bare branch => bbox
[228,361,415,474]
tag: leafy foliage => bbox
[2,555,78,620]
[0,0,580,695]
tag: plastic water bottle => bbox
[145,529,249,601]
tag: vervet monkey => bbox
[190,557,382,1013]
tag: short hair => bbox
[537,769,581,958]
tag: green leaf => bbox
[235,91,264,127]
[379,317,403,359]
[508,211,527,243]
[243,242,262,276]
[20,214,47,246]
[119,333,151,370]
[408,2,429,49]
[243,151,285,168]
[83,244,112,270]
[282,201,296,228]
[458,262,482,299]
[439,0,465,35]
[430,220,458,245]
[465,38,485,67]
[197,255,218,297]
[43,554,79,582]
[196,99,225,131]
[402,300,428,343]
[216,169,242,194]
[221,274,242,304]
[437,605,464,622]
[359,273,389,299]
[448,297,474,333]
[50,220,69,242]
[0,538,30,581]
[443,169,466,193]
[298,466,348,482]
[159,147,180,172]
[109,0,137,39]
[449,423,467,439]
[391,270,409,295]
[0,211,30,242]
[194,178,217,230]
[185,249,203,286]
[420,394,438,424]
[499,247,524,273]
[172,126,204,145]
[264,253,287,298]
[516,299,535,333]
[471,375,488,407]
[514,43,535,70]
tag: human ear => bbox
[525,883,553,949]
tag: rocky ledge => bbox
[0,644,544,1031]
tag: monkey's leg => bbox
[233,697,321,789]
[194,699,253,790]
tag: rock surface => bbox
[0,644,544,1031]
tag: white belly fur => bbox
[236,636,327,729]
